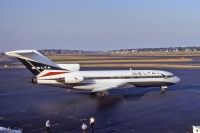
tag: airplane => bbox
[6,50,180,96]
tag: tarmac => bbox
[0,68,200,133]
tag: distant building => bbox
[110,46,200,54]
[34,46,200,55]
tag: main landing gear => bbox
[160,86,168,92]
[90,91,109,97]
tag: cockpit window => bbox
[168,75,175,78]
[161,74,175,78]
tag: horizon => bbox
[1,45,200,53]
[0,0,200,52]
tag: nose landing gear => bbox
[160,86,168,92]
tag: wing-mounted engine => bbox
[57,74,84,84]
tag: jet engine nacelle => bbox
[63,75,84,84]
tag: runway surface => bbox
[0,68,200,133]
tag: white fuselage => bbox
[35,70,180,90]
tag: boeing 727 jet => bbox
[6,50,180,96]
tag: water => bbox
[0,68,200,133]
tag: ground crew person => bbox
[89,117,95,133]
[81,122,88,133]
[45,120,51,133]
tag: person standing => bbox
[45,120,51,133]
[89,117,95,133]
[81,122,88,133]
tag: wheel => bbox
[160,86,167,92]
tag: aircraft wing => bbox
[74,81,128,92]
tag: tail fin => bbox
[5,50,63,76]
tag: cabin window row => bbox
[84,76,167,80]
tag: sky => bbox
[0,0,200,52]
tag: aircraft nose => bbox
[174,76,180,83]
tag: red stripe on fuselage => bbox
[41,71,68,77]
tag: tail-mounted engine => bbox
[57,75,84,84]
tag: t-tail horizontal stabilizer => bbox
[5,50,63,75]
